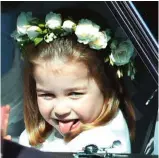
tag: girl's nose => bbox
[53,101,71,119]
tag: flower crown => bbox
[11,12,136,79]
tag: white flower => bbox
[17,12,33,35]
[11,30,23,42]
[26,26,41,39]
[45,12,62,29]
[109,40,134,66]
[89,31,108,50]
[62,20,75,33]
[75,19,100,44]
[44,33,56,43]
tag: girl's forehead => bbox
[34,60,88,75]
[33,60,92,86]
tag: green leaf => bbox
[110,40,118,49]
[30,18,39,25]
[72,25,77,31]
[42,29,48,34]
[127,70,131,76]
[133,67,136,74]
[34,37,43,46]
[109,57,114,66]
[38,23,45,28]
[53,27,64,35]
[131,74,135,80]
[104,57,109,63]
[105,29,112,41]
[117,69,123,78]
[105,29,112,36]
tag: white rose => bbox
[89,31,108,50]
[26,26,41,39]
[75,19,100,44]
[109,40,134,66]
[17,12,32,35]
[62,20,75,33]
[45,12,62,29]
[44,33,56,43]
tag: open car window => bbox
[1,1,158,156]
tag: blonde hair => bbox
[23,36,135,146]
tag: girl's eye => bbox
[68,92,84,99]
[38,94,55,100]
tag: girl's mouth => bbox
[58,119,80,134]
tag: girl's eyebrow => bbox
[65,87,86,92]
[36,88,52,93]
[36,87,86,93]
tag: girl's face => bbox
[34,61,104,136]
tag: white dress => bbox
[19,110,131,153]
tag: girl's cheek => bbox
[37,99,53,114]
[73,107,88,121]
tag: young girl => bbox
[12,8,136,153]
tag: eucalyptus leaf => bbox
[34,37,43,46]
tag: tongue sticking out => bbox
[59,120,75,134]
